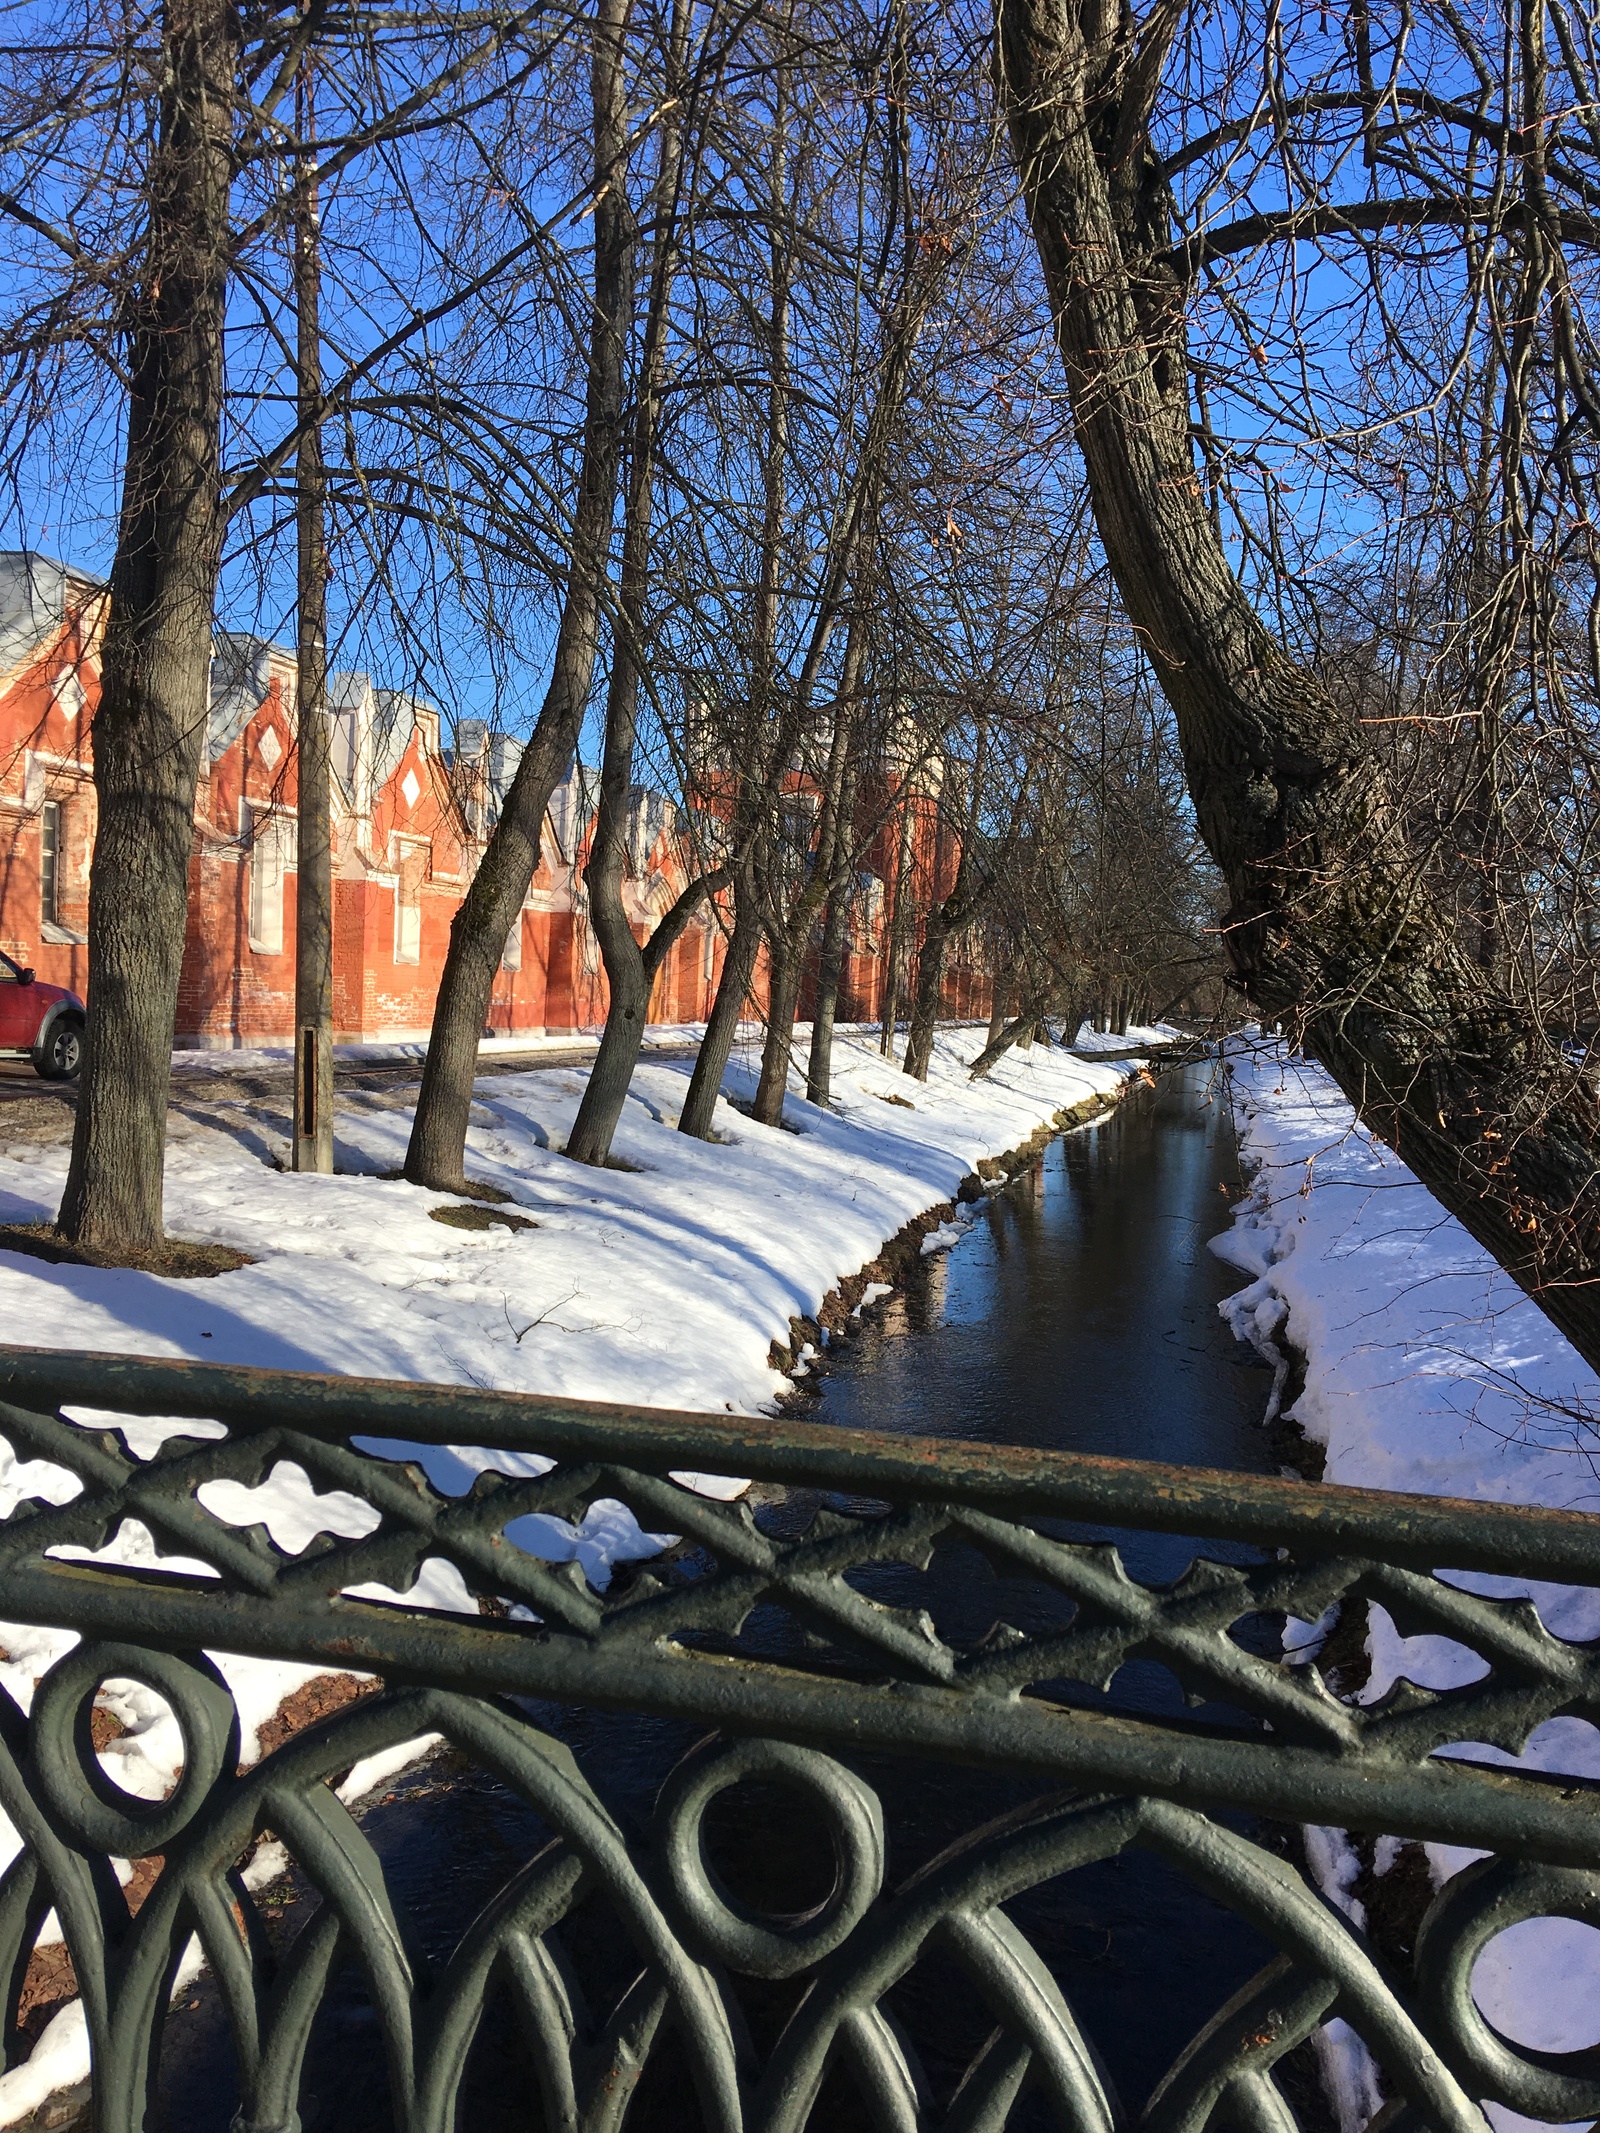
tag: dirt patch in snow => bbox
[0,1225,251,1279]
[427,1203,536,1233]
[251,1671,383,1764]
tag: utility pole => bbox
[293,35,334,1173]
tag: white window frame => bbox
[246,804,294,955]
[39,800,60,928]
[393,834,428,965]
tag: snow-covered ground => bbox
[166,1021,711,1075]
[1068,1020,1183,1052]
[1215,1038,1600,2133]
[0,1022,1140,2123]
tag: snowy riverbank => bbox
[1215,1038,1600,2133]
[0,1023,1144,2123]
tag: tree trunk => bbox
[292,54,334,1177]
[404,0,634,1194]
[566,0,690,1170]
[806,876,851,1107]
[878,802,915,1059]
[968,999,1049,1080]
[903,909,949,1082]
[679,877,760,1139]
[998,0,1600,1367]
[905,744,986,1083]
[57,0,237,1253]
[570,869,720,1162]
[751,942,805,1126]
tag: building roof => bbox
[0,552,98,681]
[209,633,278,761]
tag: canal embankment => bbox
[1214,1035,1600,2121]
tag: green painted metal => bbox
[0,1343,1593,2129]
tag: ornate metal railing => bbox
[0,1344,1596,2132]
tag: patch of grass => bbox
[428,1203,536,1233]
[0,1224,253,1279]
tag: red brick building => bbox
[0,553,985,1050]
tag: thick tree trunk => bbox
[999,0,1600,1369]
[678,880,760,1139]
[57,0,237,1253]
[750,604,868,1125]
[569,868,720,1162]
[968,1000,1048,1080]
[905,768,985,1083]
[404,0,634,1193]
[568,863,648,1165]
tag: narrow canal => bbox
[153,1060,1299,2133]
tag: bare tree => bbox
[404,0,636,1195]
[2,0,566,1251]
[998,0,1600,1368]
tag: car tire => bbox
[33,1013,84,1082]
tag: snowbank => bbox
[1215,1037,1600,2133]
[1070,1020,1184,1051]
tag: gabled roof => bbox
[0,552,100,681]
[209,633,278,761]
[372,688,429,796]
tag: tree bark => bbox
[968,998,1051,1080]
[751,941,806,1125]
[903,907,950,1082]
[998,0,1600,1366]
[566,0,691,1169]
[905,739,989,1082]
[805,871,852,1107]
[678,875,760,1139]
[293,53,334,1176]
[404,0,634,1193]
[570,868,724,1159]
[57,0,237,1252]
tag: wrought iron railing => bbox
[0,1343,1595,2131]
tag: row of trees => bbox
[0,0,1216,1253]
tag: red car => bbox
[0,949,85,1079]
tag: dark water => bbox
[153,1062,1291,2132]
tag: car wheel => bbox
[33,1014,84,1082]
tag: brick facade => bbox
[0,554,986,1050]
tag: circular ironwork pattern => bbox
[28,1641,236,1856]
[654,1735,886,1979]
[1416,1855,1600,2121]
